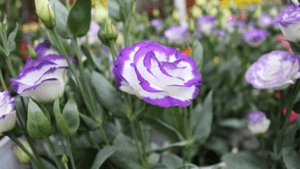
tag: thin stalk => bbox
[72,37,97,114]
[85,132,100,150]
[123,22,130,48]
[130,121,147,167]
[66,137,76,169]
[4,56,17,78]
[65,0,70,11]
[24,133,44,168]
[190,35,195,59]
[99,125,110,146]
[108,40,118,62]
[6,133,42,169]
[45,137,62,169]
[138,121,149,168]
[0,69,7,90]
[50,29,94,117]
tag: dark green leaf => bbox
[49,0,70,39]
[79,113,99,130]
[91,71,125,117]
[194,41,203,71]
[27,98,53,139]
[67,0,91,37]
[282,147,300,169]
[91,146,119,169]
[81,45,104,72]
[8,23,18,53]
[289,41,300,56]
[282,123,300,147]
[53,98,72,136]
[222,152,268,169]
[161,154,193,168]
[218,118,247,130]
[192,91,213,145]
[62,95,80,135]
[119,0,132,22]
[148,140,192,154]
[107,0,121,21]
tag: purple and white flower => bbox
[242,29,268,47]
[276,4,300,43]
[113,41,202,107]
[164,26,191,45]
[197,16,216,36]
[0,91,16,136]
[247,111,270,135]
[9,43,76,102]
[257,14,275,29]
[151,19,164,32]
[226,20,247,33]
[246,51,300,90]
[78,20,100,45]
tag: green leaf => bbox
[194,41,203,71]
[107,0,121,22]
[8,23,18,53]
[67,0,91,37]
[222,152,268,169]
[282,147,300,169]
[91,71,125,117]
[119,0,133,22]
[27,98,53,139]
[218,118,247,130]
[161,154,193,168]
[62,95,80,134]
[192,91,213,145]
[49,0,70,39]
[91,146,119,169]
[148,140,192,154]
[81,44,104,72]
[79,113,99,130]
[289,41,300,56]
[53,95,80,137]
[282,123,300,147]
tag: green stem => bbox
[99,125,110,146]
[66,137,76,169]
[260,134,266,161]
[24,133,44,168]
[50,29,94,117]
[0,69,7,90]
[66,0,70,11]
[123,22,130,48]
[45,137,62,169]
[109,40,118,62]
[138,121,149,168]
[72,37,97,114]
[6,133,42,169]
[85,132,100,150]
[190,35,195,59]
[4,56,17,78]
[130,121,147,167]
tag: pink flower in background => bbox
[238,12,247,20]
[227,15,237,20]
[277,34,294,53]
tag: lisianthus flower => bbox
[276,4,300,43]
[283,107,299,122]
[257,14,275,29]
[226,20,247,33]
[164,26,191,45]
[245,50,300,90]
[113,41,202,107]
[151,19,164,32]
[247,111,270,135]
[242,29,268,47]
[9,42,76,103]
[197,16,216,36]
[0,91,16,136]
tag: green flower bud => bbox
[62,154,68,164]
[172,10,179,20]
[131,2,136,14]
[188,19,195,34]
[116,33,124,47]
[104,18,117,40]
[95,1,108,26]
[153,9,160,18]
[28,45,37,60]
[13,139,32,164]
[34,0,56,29]
[254,5,262,20]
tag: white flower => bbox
[247,111,270,135]
[0,91,16,136]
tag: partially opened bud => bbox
[95,1,108,26]
[247,111,270,135]
[188,19,195,34]
[28,45,37,60]
[34,0,56,29]
[116,33,124,47]
[104,18,117,40]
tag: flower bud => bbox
[188,19,195,34]
[62,154,68,164]
[116,33,124,47]
[208,7,218,17]
[13,139,32,164]
[247,111,270,135]
[28,45,37,60]
[172,10,179,20]
[190,5,203,18]
[34,0,56,29]
[153,9,160,18]
[104,18,117,40]
[196,0,206,6]
[254,5,262,20]
[95,1,108,26]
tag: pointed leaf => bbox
[91,146,119,169]
[49,0,70,39]
[282,147,300,169]
[91,71,125,117]
[107,0,121,21]
[67,0,91,37]
[53,98,72,136]
[27,98,53,139]
[62,95,80,135]
[222,152,268,169]
[79,113,99,130]
[8,23,18,53]
[192,91,213,145]
[148,140,192,154]
[81,45,104,72]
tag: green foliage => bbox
[222,152,268,169]
[49,0,70,39]
[91,146,119,169]
[282,147,300,169]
